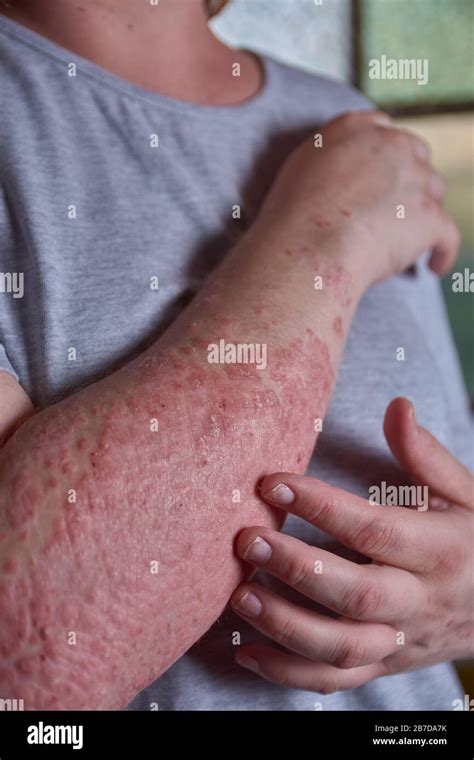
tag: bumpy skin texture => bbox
[0,229,362,709]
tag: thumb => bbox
[383,397,473,510]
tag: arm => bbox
[0,225,356,710]
[0,112,457,709]
[0,371,34,443]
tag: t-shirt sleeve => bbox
[0,342,19,381]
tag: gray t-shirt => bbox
[0,15,469,711]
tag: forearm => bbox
[0,226,365,709]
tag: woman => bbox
[0,0,471,711]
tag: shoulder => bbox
[262,54,373,124]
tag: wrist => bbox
[247,216,370,302]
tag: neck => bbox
[0,0,262,105]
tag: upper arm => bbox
[0,369,34,443]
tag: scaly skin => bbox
[0,225,365,709]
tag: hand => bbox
[256,111,460,286]
[230,397,473,693]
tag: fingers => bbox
[384,397,474,510]
[258,473,441,571]
[378,125,431,164]
[427,207,461,275]
[418,174,459,276]
[235,644,386,693]
[374,126,457,275]
[324,112,431,165]
[423,167,447,202]
[230,583,398,668]
[236,527,425,622]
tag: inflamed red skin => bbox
[0,109,455,709]
[0,225,361,710]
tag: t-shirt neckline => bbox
[0,13,275,116]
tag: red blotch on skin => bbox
[2,557,18,575]
[77,438,87,451]
[180,346,193,356]
[284,248,294,257]
[311,215,332,230]
[218,317,240,330]
[189,338,209,351]
[324,264,353,306]
[7,478,39,529]
[340,208,352,218]
[333,316,343,337]
[254,306,264,316]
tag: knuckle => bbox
[432,536,466,578]
[420,194,438,213]
[341,576,382,620]
[354,515,398,558]
[396,131,414,151]
[412,136,431,162]
[277,615,297,648]
[335,111,359,127]
[333,635,368,669]
[370,123,388,142]
[326,110,367,135]
[304,489,335,525]
[383,128,407,148]
[284,553,313,591]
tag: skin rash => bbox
[0,226,362,709]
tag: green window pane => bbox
[358,0,474,109]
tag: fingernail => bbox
[410,402,418,426]
[261,483,295,505]
[243,536,272,564]
[231,590,263,618]
[235,653,260,674]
